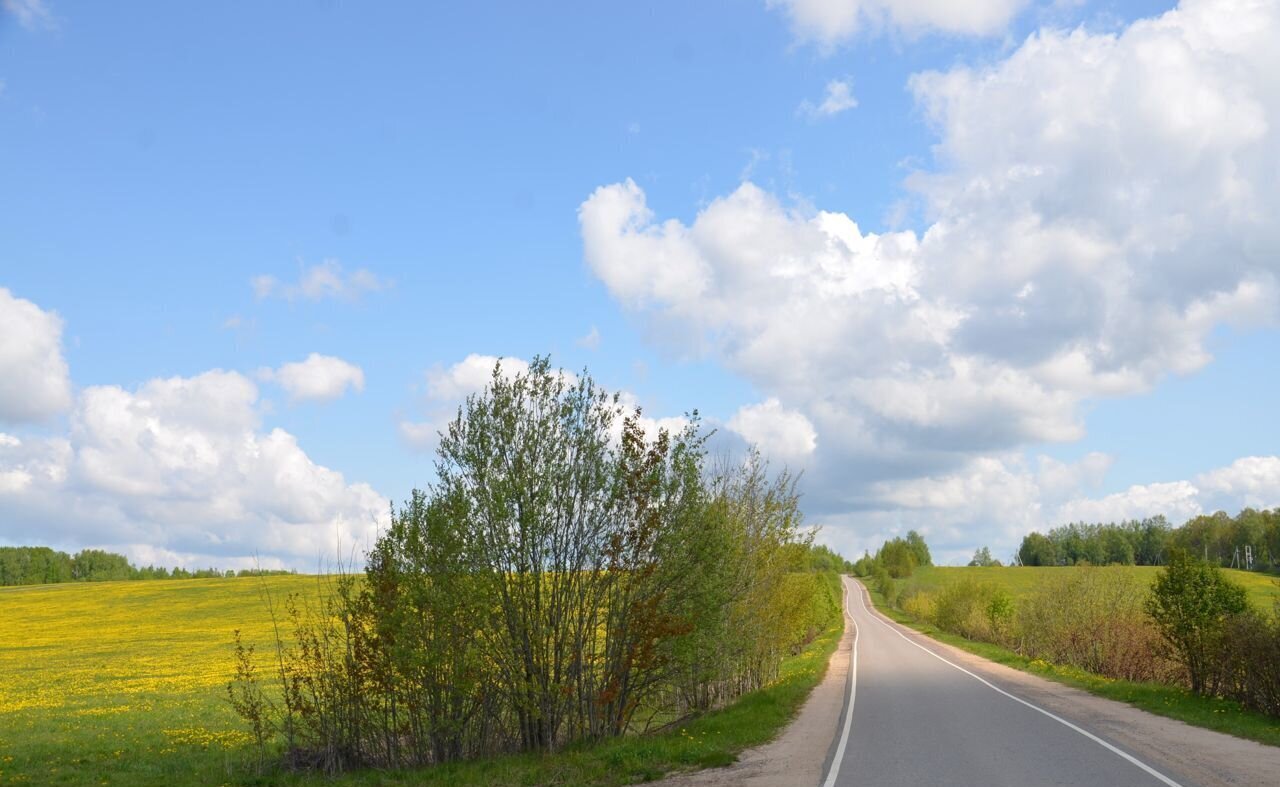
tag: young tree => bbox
[877,538,917,578]
[1145,548,1249,694]
[968,547,1001,567]
[1018,532,1058,566]
[436,356,622,752]
[905,530,932,567]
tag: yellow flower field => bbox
[0,576,331,785]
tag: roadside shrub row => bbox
[874,551,1280,719]
[228,358,841,775]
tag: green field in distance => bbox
[901,565,1280,611]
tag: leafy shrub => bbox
[1217,609,1280,717]
[1146,549,1249,694]
[1019,568,1173,682]
[929,579,1008,642]
[984,588,1015,644]
[899,588,935,621]
[871,564,897,607]
[229,358,843,773]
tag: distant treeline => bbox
[0,546,295,586]
[1018,509,1280,570]
[852,530,932,579]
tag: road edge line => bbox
[820,576,859,787]
[851,580,1184,787]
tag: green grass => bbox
[902,565,1280,611]
[0,573,844,786]
[861,580,1280,749]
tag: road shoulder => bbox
[654,577,856,787]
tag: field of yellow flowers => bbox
[0,576,331,785]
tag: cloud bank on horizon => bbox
[2,0,1279,568]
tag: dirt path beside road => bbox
[653,578,856,786]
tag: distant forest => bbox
[0,546,293,586]
[1018,508,1280,570]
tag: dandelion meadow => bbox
[0,576,326,785]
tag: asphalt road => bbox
[822,577,1189,787]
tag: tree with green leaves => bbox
[877,538,917,578]
[72,549,132,581]
[905,530,932,567]
[1017,532,1058,566]
[968,546,1001,567]
[229,356,843,771]
[1145,548,1249,694]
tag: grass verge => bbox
[860,581,1280,749]
[257,573,846,786]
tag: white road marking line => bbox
[850,581,1185,787]
[821,578,858,787]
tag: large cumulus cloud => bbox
[580,0,1280,560]
[0,288,72,424]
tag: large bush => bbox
[1217,609,1280,717]
[1146,549,1249,694]
[229,358,839,773]
[927,579,1013,644]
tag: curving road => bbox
[822,577,1187,787]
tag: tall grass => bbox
[882,564,1280,721]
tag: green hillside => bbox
[904,565,1280,611]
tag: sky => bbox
[2,0,1278,569]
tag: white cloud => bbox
[252,259,390,302]
[577,326,602,350]
[250,275,277,299]
[836,453,1280,565]
[800,78,859,118]
[1053,480,1204,527]
[727,398,818,462]
[400,355,542,455]
[767,0,1028,48]
[579,178,1081,462]
[426,354,534,401]
[582,0,1280,557]
[404,354,687,455]
[2,0,53,30]
[0,369,388,569]
[0,287,72,424]
[397,420,438,451]
[260,353,365,403]
[1195,456,1280,511]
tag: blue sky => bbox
[2,0,1278,567]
